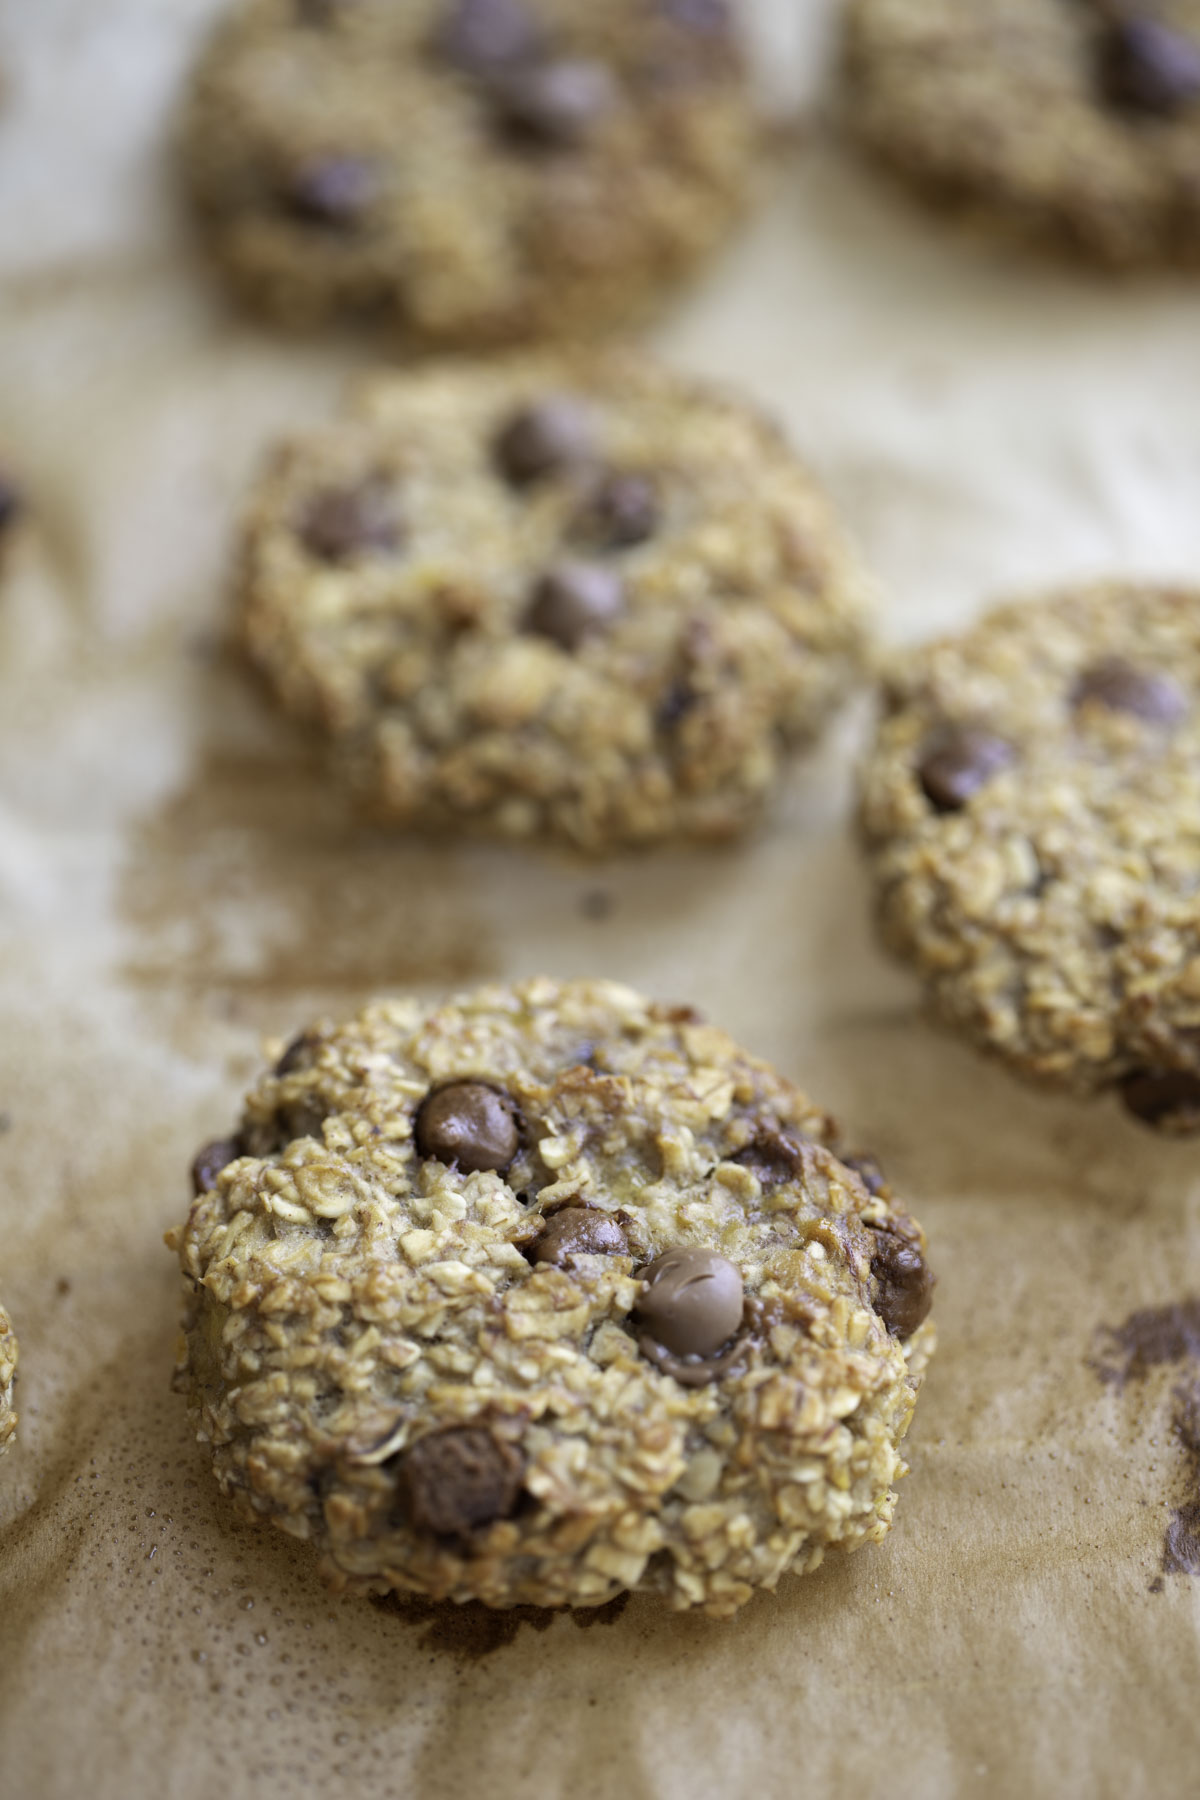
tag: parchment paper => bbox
[2,4,1200,1797]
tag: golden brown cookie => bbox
[238,349,871,850]
[842,0,1200,265]
[180,0,756,339]
[170,978,935,1615]
[859,580,1200,1130]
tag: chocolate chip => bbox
[414,1081,520,1173]
[493,395,595,485]
[1073,656,1187,725]
[279,1097,329,1143]
[731,1126,808,1188]
[190,1136,241,1197]
[284,155,378,227]
[570,472,659,550]
[0,474,23,535]
[634,1248,744,1359]
[869,1220,934,1340]
[397,1426,524,1537]
[490,57,617,147]
[298,476,402,563]
[1099,18,1200,117]
[656,680,697,732]
[433,0,542,73]
[529,1207,628,1266]
[275,1031,321,1077]
[918,724,1015,812]
[1120,1069,1200,1132]
[842,1153,887,1197]
[525,561,625,651]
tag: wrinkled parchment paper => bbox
[2,4,1200,1796]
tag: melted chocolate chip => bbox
[285,155,379,227]
[398,1427,524,1537]
[525,561,625,650]
[275,1031,322,1077]
[918,724,1015,812]
[1121,1069,1200,1132]
[298,476,402,563]
[869,1220,934,1339]
[433,0,542,72]
[731,1126,809,1188]
[491,57,617,147]
[1099,17,1200,117]
[842,1153,887,1197]
[1073,656,1187,725]
[414,1081,520,1173]
[529,1207,629,1266]
[493,395,594,485]
[190,1136,242,1198]
[635,1248,744,1359]
[570,472,659,550]
[279,1097,329,1143]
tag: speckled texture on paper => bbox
[859,581,1200,1127]
[842,0,1200,264]
[169,978,934,1616]
[238,349,871,850]
[180,0,756,339]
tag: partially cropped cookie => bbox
[239,351,870,849]
[170,978,935,1615]
[843,0,1200,265]
[860,582,1200,1130]
[0,1300,17,1454]
[180,0,755,340]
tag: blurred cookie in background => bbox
[859,581,1200,1131]
[237,347,872,851]
[180,0,757,340]
[841,0,1200,265]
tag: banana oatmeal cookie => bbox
[842,0,1200,265]
[0,1300,17,1455]
[180,0,755,339]
[238,350,871,850]
[860,581,1200,1131]
[169,978,935,1615]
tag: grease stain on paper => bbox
[1092,1299,1200,1583]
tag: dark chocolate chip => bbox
[570,472,659,551]
[634,1248,744,1359]
[279,1097,329,1143]
[842,1153,887,1197]
[433,0,542,73]
[490,57,617,147]
[493,395,594,485]
[1099,18,1200,117]
[1073,656,1187,725]
[529,1207,628,1266]
[414,1081,520,1173]
[284,155,378,228]
[1120,1069,1200,1132]
[869,1220,934,1340]
[397,1426,524,1537]
[731,1126,809,1188]
[298,476,402,563]
[0,474,23,535]
[918,724,1015,812]
[525,561,625,650]
[275,1031,322,1077]
[190,1136,242,1198]
[656,680,697,731]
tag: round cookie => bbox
[859,581,1200,1130]
[238,350,871,850]
[842,0,1200,265]
[180,0,755,340]
[0,1300,17,1455]
[170,978,935,1616]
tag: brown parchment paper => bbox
[3,4,1200,1796]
